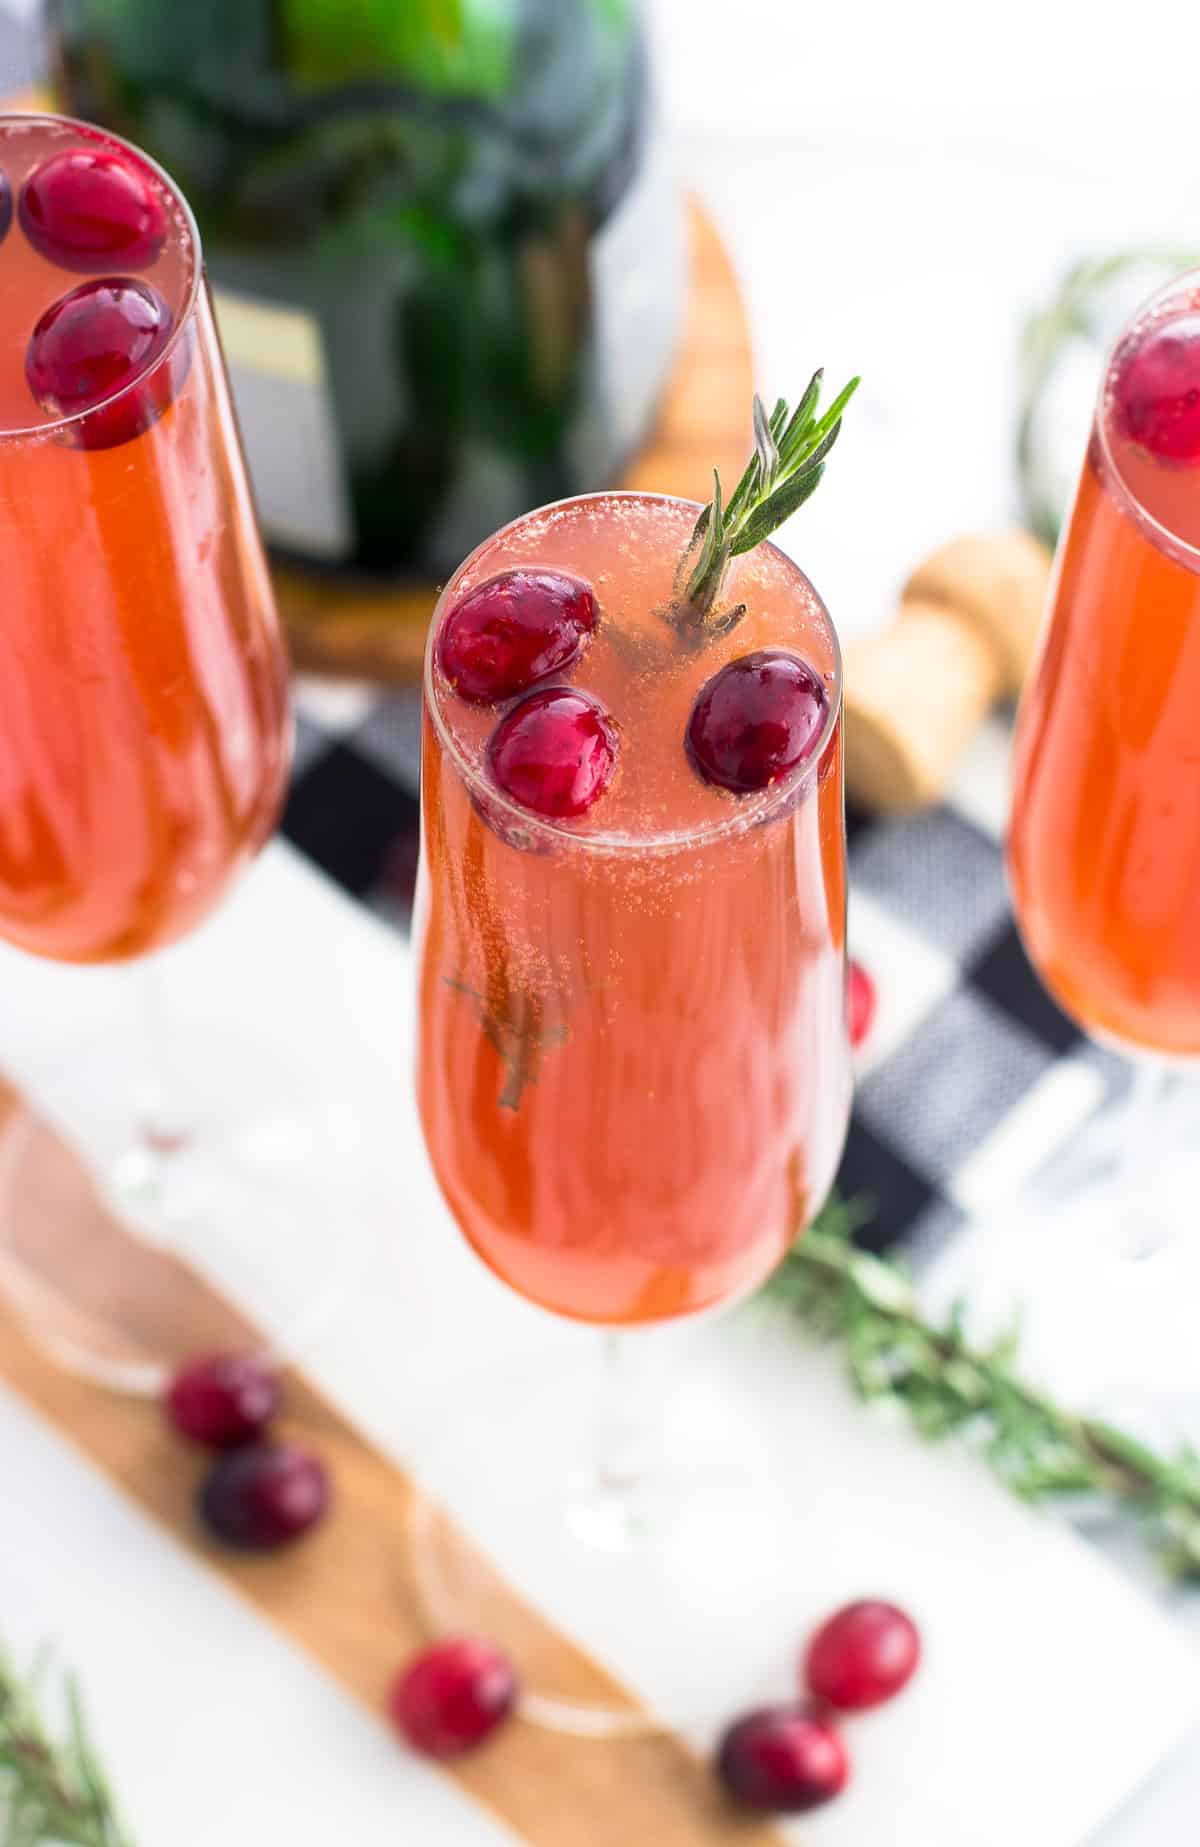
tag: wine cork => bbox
[844,529,1053,815]
[904,529,1052,693]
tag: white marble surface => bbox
[1,843,1199,1847]
[5,1,1200,1839]
[650,7,1200,1837]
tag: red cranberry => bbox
[389,1638,518,1759]
[165,1352,280,1449]
[848,958,877,1050]
[199,1441,329,1550]
[0,171,11,245]
[805,1599,921,1711]
[19,147,167,272]
[26,278,179,449]
[716,1706,849,1814]
[1114,311,1200,464]
[488,686,617,819]
[687,648,828,794]
[438,568,598,704]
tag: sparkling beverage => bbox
[1010,279,1200,1055]
[416,493,850,1324]
[0,116,288,965]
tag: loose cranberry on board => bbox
[389,1638,519,1759]
[165,1352,280,1449]
[716,1705,850,1813]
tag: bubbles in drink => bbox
[430,493,838,849]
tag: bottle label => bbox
[212,288,353,561]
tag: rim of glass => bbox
[0,112,202,444]
[422,489,844,856]
[1093,261,1200,571]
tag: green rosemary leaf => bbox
[988,1322,1023,1372]
[845,1246,916,1315]
[0,1658,133,1847]
[752,394,780,494]
[1083,1420,1172,1490]
[64,1682,111,1834]
[798,373,861,452]
[680,368,859,619]
[721,450,760,530]
[729,462,826,555]
[780,368,823,452]
[685,468,725,605]
[758,1195,1200,1584]
[729,419,845,553]
[943,1357,988,1407]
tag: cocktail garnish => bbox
[681,371,860,628]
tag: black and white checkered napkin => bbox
[285,680,1125,1262]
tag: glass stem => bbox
[1116,1060,1177,1263]
[578,1331,659,1545]
[114,957,190,1215]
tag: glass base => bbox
[0,1033,371,1394]
[929,1073,1200,1447]
[407,1344,806,1738]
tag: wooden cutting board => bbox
[0,1076,785,1847]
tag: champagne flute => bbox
[413,376,858,1731]
[0,115,362,1389]
[1008,265,1200,1415]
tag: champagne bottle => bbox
[48,0,684,577]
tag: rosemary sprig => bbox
[682,370,861,621]
[0,1657,133,1847]
[763,1196,1200,1581]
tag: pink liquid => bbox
[416,493,851,1324]
[1011,283,1200,1054]
[0,116,288,964]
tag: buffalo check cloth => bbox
[284,679,1127,1267]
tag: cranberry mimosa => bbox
[417,380,857,1325]
[0,117,288,965]
[1011,277,1200,1055]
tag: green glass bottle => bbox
[47,0,684,577]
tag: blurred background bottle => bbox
[46,0,684,579]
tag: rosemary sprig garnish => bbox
[681,370,861,623]
[763,1196,1200,1581]
[0,1656,133,1847]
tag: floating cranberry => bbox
[199,1441,329,1550]
[19,146,167,272]
[488,686,617,819]
[716,1706,850,1814]
[0,170,11,245]
[26,278,180,448]
[166,1352,280,1450]
[848,959,877,1050]
[686,648,828,794]
[438,568,598,703]
[804,1599,921,1712]
[1113,312,1200,465]
[389,1638,518,1759]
